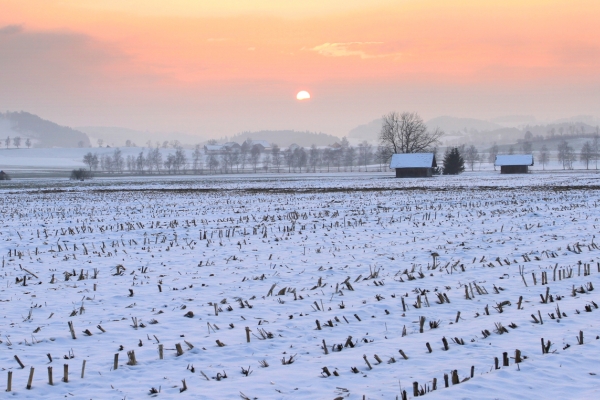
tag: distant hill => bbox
[426,116,503,134]
[0,111,91,148]
[228,130,341,147]
[347,119,381,142]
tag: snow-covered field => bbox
[1,172,599,399]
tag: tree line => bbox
[3,136,32,149]
[82,141,392,175]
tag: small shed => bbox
[494,154,534,174]
[0,170,10,180]
[389,153,437,178]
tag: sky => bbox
[1,0,599,139]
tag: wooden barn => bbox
[389,153,437,178]
[494,154,534,174]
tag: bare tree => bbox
[206,153,219,174]
[463,145,480,171]
[5,136,10,148]
[13,136,21,148]
[83,152,99,171]
[357,141,372,171]
[592,133,599,170]
[148,147,163,173]
[25,138,32,148]
[112,148,124,173]
[580,141,594,170]
[174,147,187,173]
[488,143,499,170]
[375,145,392,171]
[344,146,357,172]
[308,144,319,172]
[294,147,307,172]
[262,153,271,172]
[271,144,282,173]
[250,145,261,172]
[379,111,443,154]
[557,140,574,169]
[136,151,146,173]
[192,144,203,173]
[282,148,293,173]
[539,145,549,170]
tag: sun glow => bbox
[296,90,311,100]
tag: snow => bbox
[0,172,599,399]
[494,154,534,166]
[389,153,436,169]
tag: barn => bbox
[494,154,534,174]
[389,153,437,178]
[0,170,10,180]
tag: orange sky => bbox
[1,0,599,138]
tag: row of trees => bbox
[4,136,32,149]
[82,143,394,175]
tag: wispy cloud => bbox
[310,42,402,59]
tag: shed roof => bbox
[389,153,436,169]
[494,154,534,166]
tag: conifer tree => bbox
[442,147,465,175]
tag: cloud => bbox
[0,24,23,35]
[0,26,132,103]
[310,42,402,59]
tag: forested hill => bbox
[0,111,91,148]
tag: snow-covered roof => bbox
[250,140,271,148]
[204,144,224,151]
[389,153,436,169]
[494,154,534,166]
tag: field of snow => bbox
[1,172,600,399]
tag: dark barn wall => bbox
[500,165,529,174]
[395,168,433,178]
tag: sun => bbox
[296,90,310,100]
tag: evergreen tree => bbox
[442,147,465,175]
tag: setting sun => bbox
[296,90,311,101]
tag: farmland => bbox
[1,172,599,399]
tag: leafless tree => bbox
[309,145,319,172]
[379,111,443,154]
[83,152,99,171]
[463,145,480,171]
[271,144,282,173]
[592,133,599,170]
[357,141,372,171]
[136,151,146,173]
[250,145,261,172]
[558,140,574,169]
[344,146,357,172]
[539,145,549,170]
[580,141,594,170]
[192,144,203,173]
[112,148,124,173]
[25,138,32,148]
[488,143,499,170]
[12,136,21,148]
